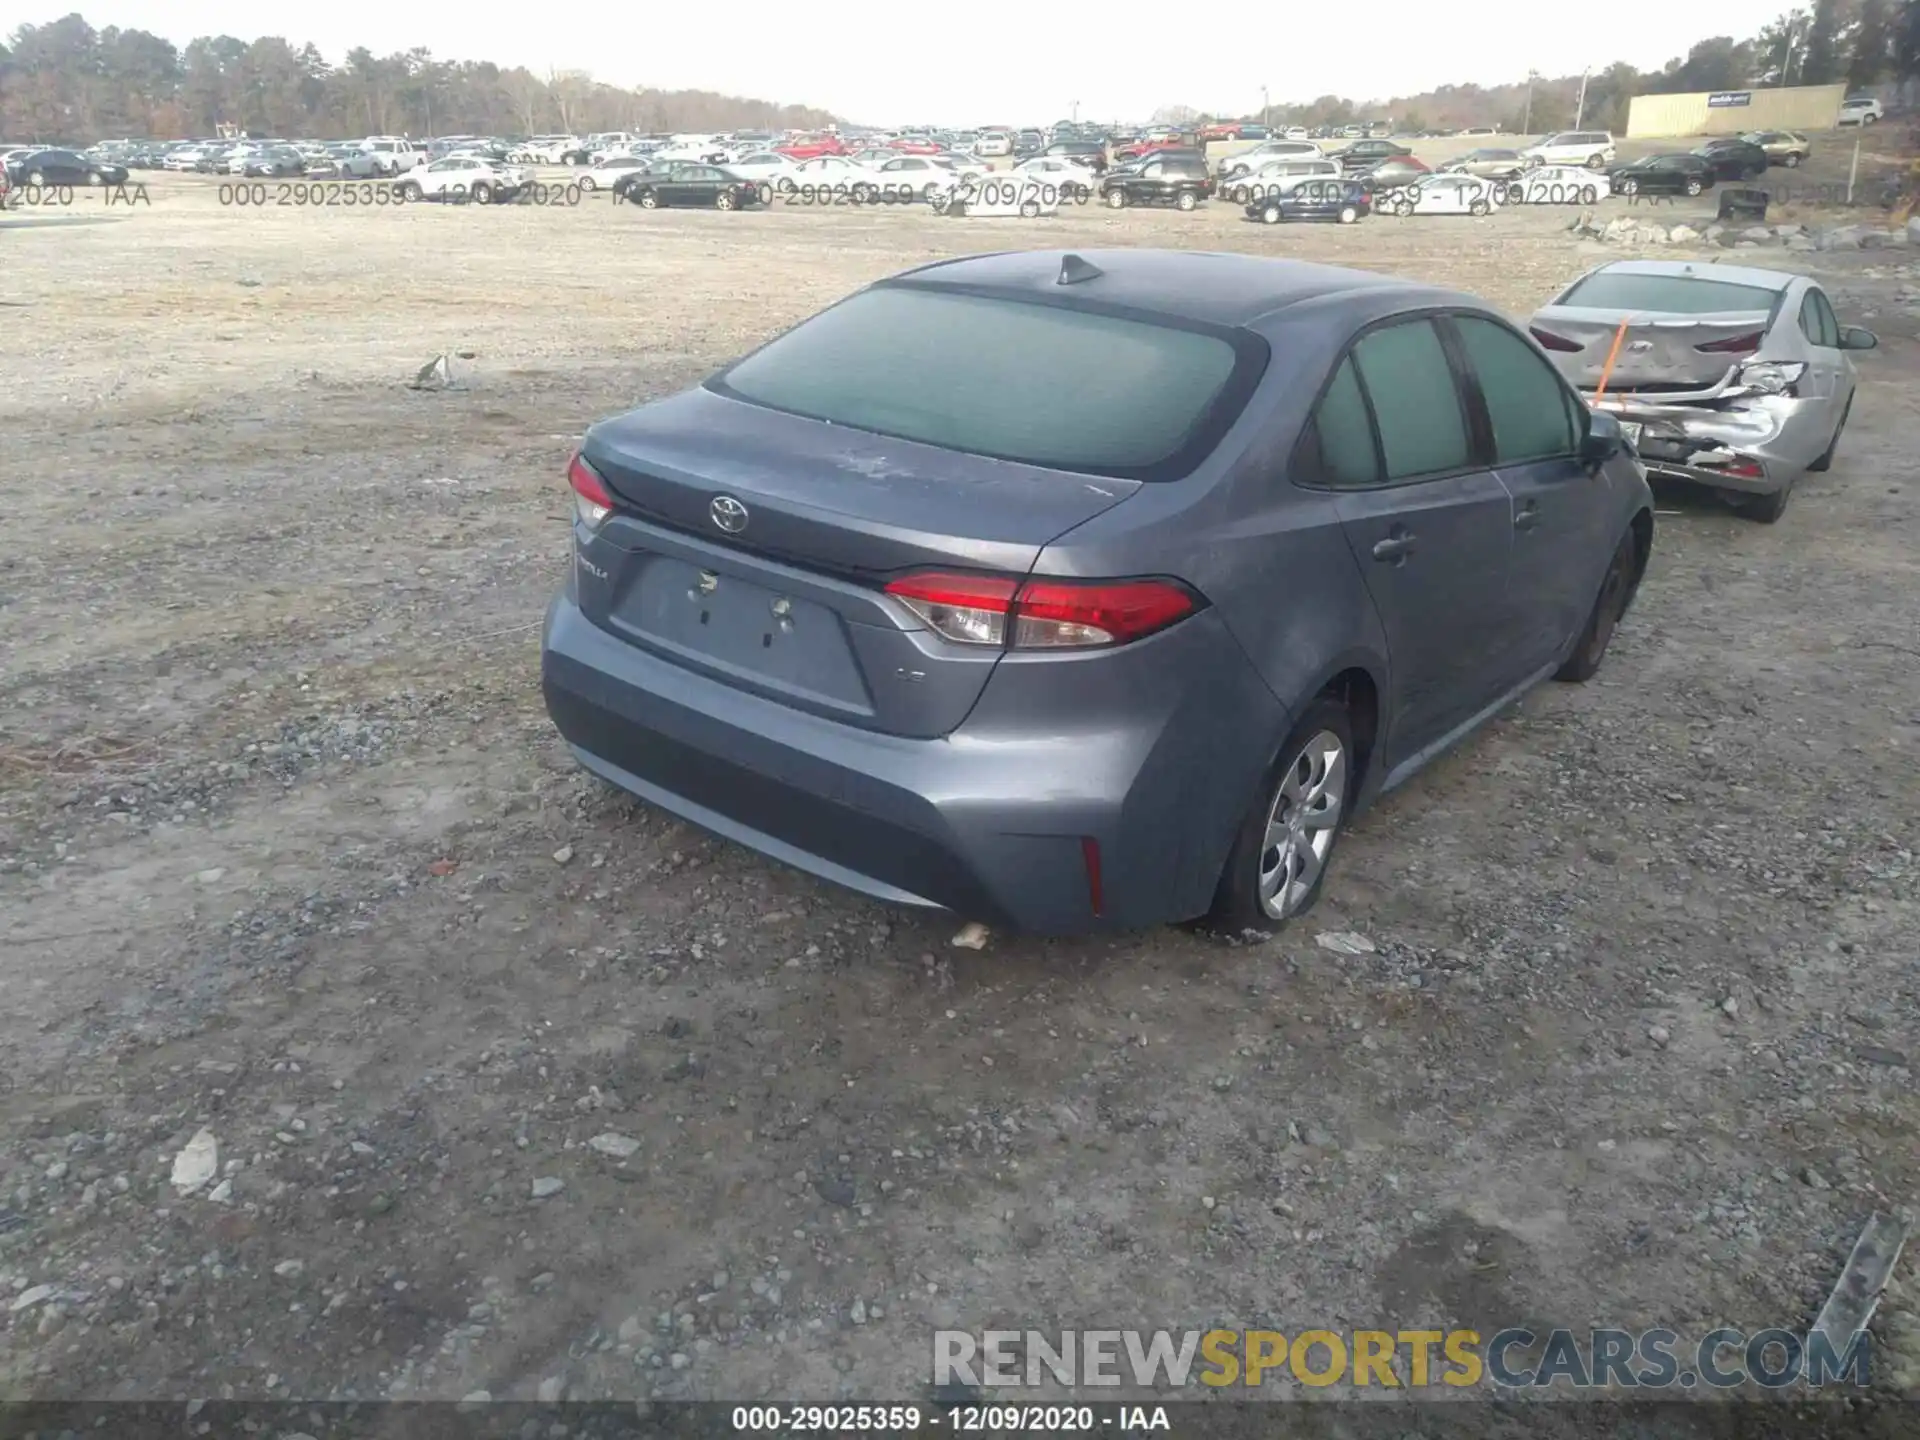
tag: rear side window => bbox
[714,286,1255,480]
[1349,320,1470,479]
[1451,316,1578,463]
[1299,357,1380,487]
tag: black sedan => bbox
[621,164,763,210]
[1692,137,1769,182]
[6,148,128,186]
[1607,153,1715,198]
[1245,179,1371,225]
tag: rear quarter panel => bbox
[1031,299,1394,805]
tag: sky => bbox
[2,0,1787,124]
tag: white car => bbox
[161,145,211,171]
[1011,155,1098,198]
[1518,129,1615,170]
[394,157,529,203]
[929,172,1058,217]
[790,155,892,197]
[1219,157,1341,203]
[360,136,425,175]
[722,150,811,191]
[510,135,578,163]
[1381,173,1504,217]
[1217,140,1323,179]
[973,130,1014,157]
[1504,165,1610,205]
[575,155,659,191]
[870,153,980,200]
[1837,95,1883,125]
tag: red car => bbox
[1199,122,1242,142]
[887,138,944,154]
[1111,138,1192,163]
[777,135,848,160]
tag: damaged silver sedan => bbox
[1528,260,1877,522]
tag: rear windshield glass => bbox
[1560,272,1778,314]
[713,286,1252,478]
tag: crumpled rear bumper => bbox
[1591,393,1815,495]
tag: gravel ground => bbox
[1,165,1918,1416]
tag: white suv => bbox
[1519,130,1616,170]
[1838,95,1883,125]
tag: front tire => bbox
[1469,198,1489,216]
[1619,178,1638,196]
[1209,697,1354,935]
[1684,177,1703,196]
[1106,188,1127,208]
[1587,154,1607,170]
[1261,204,1283,224]
[638,189,659,208]
[1580,185,1598,204]
[397,180,422,200]
[1556,530,1638,682]
[1784,153,1802,167]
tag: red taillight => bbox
[1724,459,1765,478]
[1695,332,1763,354]
[567,450,614,528]
[1529,326,1581,352]
[882,572,1202,650]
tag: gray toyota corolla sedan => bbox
[542,249,1654,935]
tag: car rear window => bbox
[1560,272,1779,314]
[713,285,1260,480]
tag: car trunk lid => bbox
[575,387,1142,739]
[1532,307,1773,393]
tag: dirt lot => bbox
[2,155,1918,1415]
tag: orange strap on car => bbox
[1591,314,1636,404]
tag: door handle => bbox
[1371,530,1416,562]
[1514,503,1540,531]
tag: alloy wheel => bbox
[1256,731,1347,920]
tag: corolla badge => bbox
[710,495,749,533]
[1628,340,1654,352]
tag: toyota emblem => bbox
[709,495,749,533]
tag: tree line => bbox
[1207,0,1920,136]
[0,13,840,142]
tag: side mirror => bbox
[1581,409,1624,468]
[1840,326,1878,351]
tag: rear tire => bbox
[1580,185,1598,204]
[1176,189,1198,211]
[471,182,493,204]
[1209,697,1355,937]
[1806,397,1850,472]
[1741,479,1793,524]
[1337,204,1358,224]
[1556,530,1638,682]
[578,175,597,190]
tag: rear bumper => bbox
[541,594,1287,934]
[1597,394,1823,495]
